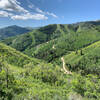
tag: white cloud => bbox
[47,12,58,18]
[0,0,58,20]
[11,13,48,20]
[0,0,28,13]
[26,0,34,9]
[36,8,44,14]
[0,10,13,17]
[35,7,58,18]
[27,1,58,18]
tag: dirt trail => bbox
[52,45,55,49]
[61,57,72,74]
[52,42,71,74]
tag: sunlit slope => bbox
[0,43,40,67]
[64,41,100,75]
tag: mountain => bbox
[2,20,100,63]
[25,27,40,30]
[0,25,32,40]
[1,24,58,51]
[1,20,100,99]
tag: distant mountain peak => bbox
[0,25,32,40]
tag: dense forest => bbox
[0,20,100,100]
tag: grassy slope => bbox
[1,53,100,100]
[64,40,100,75]
[0,43,40,67]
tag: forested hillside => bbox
[0,25,31,40]
[1,42,100,100]
[63,40,100,75]
[1,20,100,100]
[2,21,100,63]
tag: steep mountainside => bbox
[63,40,100,75]
[1,24,60,51]
[0,42,100,100]
[0,25,31,40]
[1,20,100,100]
[1,20,100,63]
[0,42,40,67]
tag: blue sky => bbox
[0,0,100,28]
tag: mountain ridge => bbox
[0,25,32,40]
[1,20,100,99]
[2,20,100,63]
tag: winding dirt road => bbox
[61,57,72,74]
